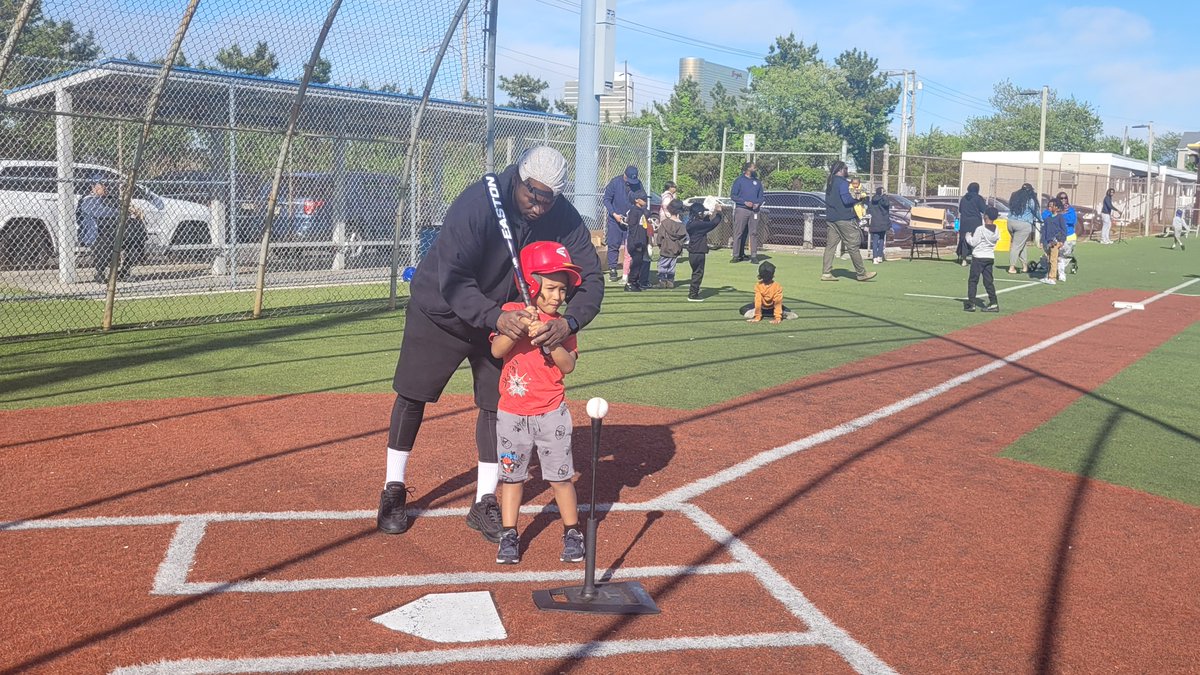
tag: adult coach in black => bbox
[376,146,604,543]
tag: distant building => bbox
[960,151,1196,226]
[678,57,749,107]
[563,71,634,122]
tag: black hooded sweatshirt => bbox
[408,164,604,334]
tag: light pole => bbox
[1019,86,1048,208]
[1133,122,1154,235]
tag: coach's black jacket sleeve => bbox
[408,164,604,334]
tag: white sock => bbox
[475,462,499,502]
[385,448,409,485]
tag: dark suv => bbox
[242,172,440,262]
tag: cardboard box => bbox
[910,206,947,229]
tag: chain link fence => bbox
[868,147,1198,241]
[0,1,650,338]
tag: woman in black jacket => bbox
[957,182,988,266]
[867,187,890,264]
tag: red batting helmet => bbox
[519,240,582,298]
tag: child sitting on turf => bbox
[489,241,584,565]
[740,260,797,323]
[963,207,1000,312]
[655,199,687,288]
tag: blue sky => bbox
[494,0,1198,144]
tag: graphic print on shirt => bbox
[505,368,529,397]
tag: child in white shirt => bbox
[964,207,1001,312]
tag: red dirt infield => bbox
[1,288,1198,674]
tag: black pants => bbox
[627,244,646,287]
[688,251,706,297]
[739,302,791,317]
[94,220,147,280]
[967,257,997,306]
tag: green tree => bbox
[553,99,576,117]
[215,41,278,77]
[963,80,1103,152]
[498,73,550,112]
[0,0,101,87]
[308,56,332,84]
[832,48,899,170]
[764,33,820,69]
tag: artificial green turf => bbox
[2,235,1196,504]
[1001,321,1200,507]
[2,235,1196,413]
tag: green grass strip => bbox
[1002,321,1200,506]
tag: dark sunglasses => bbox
[524,180,556,205]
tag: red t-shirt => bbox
[493,301,578,416]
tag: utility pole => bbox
[1020,86,1048,207]
[881,69,915,194]
[1134,122,1154,234]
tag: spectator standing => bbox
[1169,208,1187,250]
[660,180,678,214]
[964,206,1001,312]
[602,165,641,283]
[867,186,890,264]
[730,162,764,263]
[956,182,988,266]
[654,199,686,288]
[685,199,724,301]
[1057,192,1078,241]
[1100,188,1121,244]
[820,161,876,282]
[1006,182,1038,274]
[1040,197,1067,285]
[623,190,651,292]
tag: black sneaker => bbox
[624,284,642,292]
[376,481,413,534]
[982,304,999,313]
[466,493,503,543]
[496,528,520,564]
[561,527,585,562]
[608,269,618,282]
[687,295,704,302]
[963,303,976,312]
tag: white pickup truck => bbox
[0,160,213,268]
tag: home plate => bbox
[372,591,506,642]
[1113,301,1145,310]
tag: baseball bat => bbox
[484,173,549,354]
[485,173,534,308]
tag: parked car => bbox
[145,170,268,207]
[760,191,833,247]
[240,171,441,263]
[0,160,213,269]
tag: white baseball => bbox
[585,397,609,420]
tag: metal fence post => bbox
[252,0,345,318]
[0,0,36,88]
[102,0,202,331]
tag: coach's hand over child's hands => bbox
[496,307,535,340]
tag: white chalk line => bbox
[905,280,1041,300]
[651,277,1196,506]
[109,632,824,675]
[8,280,1191,675]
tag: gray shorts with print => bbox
[496,403,574,483]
